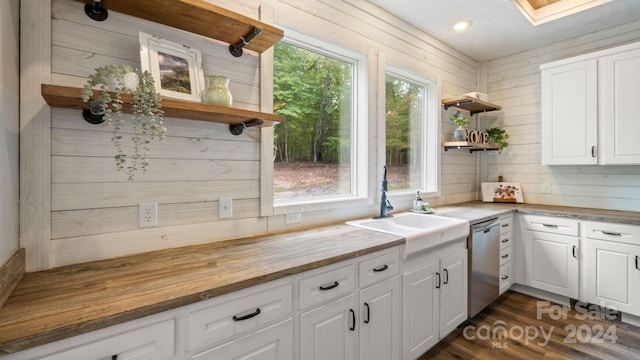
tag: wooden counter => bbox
[1,201,639,355]
[0,225,403,354]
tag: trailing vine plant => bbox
[81,65,166,180]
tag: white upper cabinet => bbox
[599,47,640,164]
[541,41,640,165]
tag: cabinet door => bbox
[439,250,468,337]
[524,230,579,298]
[300,294,357,360]
[190,318,293,360]
[359,276,401,360]
[541,59,598,165]
[599,47,640,164]
[586,239,640,316]
[402,260,439,360]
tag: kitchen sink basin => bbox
[346,212,469,257]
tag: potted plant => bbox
[486,127,510,153]
[81,65,166,180]
[450,110,469,141]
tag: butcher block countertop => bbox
[1,201,639,355]
[0,225,403,354]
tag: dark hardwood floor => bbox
[421,291,640,359]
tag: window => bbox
[272,30,367,205]
[384,65,439,195]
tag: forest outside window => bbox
[272,31,367,205]
[384,65,439,195]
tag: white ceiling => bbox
[367,0,640,62]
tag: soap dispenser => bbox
[413,191,423,211]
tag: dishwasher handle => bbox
[471,218,499,233]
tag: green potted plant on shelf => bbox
[81,65,166,180]
[450,110,469,141]
[486,127,510,153]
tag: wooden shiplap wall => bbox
[484,21,640,211]
[33,0,480,269]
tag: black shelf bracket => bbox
[443,101,474,111]
[84,0,108,21]
[229,27,263,57]
[229,119,264,135]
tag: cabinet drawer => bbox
[358,250,400,288]
[585,221,640,245]
[189,282,293,352]
[299,263,355,310]
[521,214,579,236]
[38,319,174,360]
[499,247,512,266]
[499,263,513,295]
[499,215,513,235]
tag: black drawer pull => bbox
[319,281,340,291]
[443,268,449,285]
[573,245,578,259]
[435,272,441,289]
[636,256,639,270]
[602,231,622,236]
[501,254,509,259]
[373,264,389,272]
[501,275,509,280]
[501,238,509,243]
[233,308,261,321]
[364,302,370,324]
[542,224,558,228]
[349,309,356,331]
[112,356,118,360]
[501,223,509,227]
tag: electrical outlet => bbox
[139,202,158,228]
[285,212,301,225]
[219,197,233,219]
[542,183,551,194]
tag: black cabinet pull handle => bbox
[636,256,639,270]
[572,245,577,259]
[542,224,558,228]
[233,308,261,321]
[112,356,118,360]
[436,272,441,289]
[501,238,509,243]
[501,275,509,280]
[364,302,370,324]
[319,281,339,291]
[501,254,509,259]
[349,309,356,331]
[602,231,622,236]
[501,223,509,228]
[443,269,449,285]
[373,264,389,272]
[592,145,596,158]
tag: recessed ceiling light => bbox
[452,20,472,31]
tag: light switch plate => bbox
[219,197,232,219]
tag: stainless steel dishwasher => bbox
[468,218,500,317]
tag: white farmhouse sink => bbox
[346,212,469,257]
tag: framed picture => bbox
[481,182,524,203]
[139,31,205,102]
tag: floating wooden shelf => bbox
[442,96,502,116]
[41,84,284,127]
[442,141,499,153]
[74,0,284,54]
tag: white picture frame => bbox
[139,31,205,102]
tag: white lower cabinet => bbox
[584,221,640,317]
[298,247,401,360]
[190,319,293,360]
[4,318,175,360]
[520,214,579,298]
[402,241,467,360]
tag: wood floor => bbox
[420,291,640,359]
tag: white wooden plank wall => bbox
[45,0,479,267]
[484,21,640,211]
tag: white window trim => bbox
[380,61,441,201]
[266,27,369,215]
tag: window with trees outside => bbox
[385,66,439,195]
[272,32,366,204]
